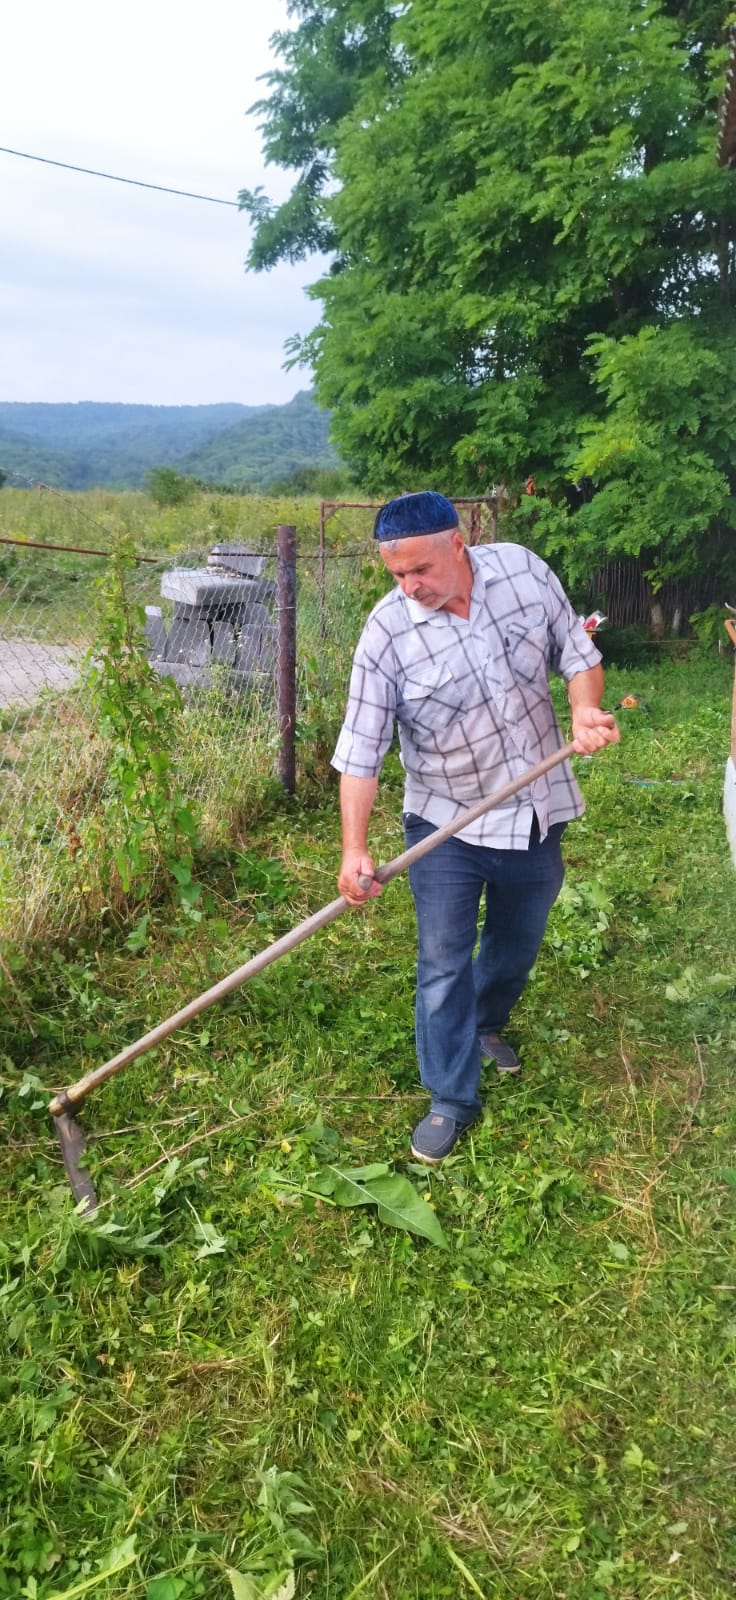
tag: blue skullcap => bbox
[373,491,459,541]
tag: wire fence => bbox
[0,489,496,952]
[0,533,269,948]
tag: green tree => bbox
[240,0,400,268]
[147,466,198,507]
[242,0,736,591]
[554,321,735,591]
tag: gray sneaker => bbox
[410,1111,477,1165]
[479,1033,521,1074]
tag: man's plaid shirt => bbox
[332,542,602,847]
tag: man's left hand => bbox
[571,706,620,755]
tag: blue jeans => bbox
[404,813,566,1120]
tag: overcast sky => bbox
[2,0,322,406]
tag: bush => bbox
[147,467,198,508]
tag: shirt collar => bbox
[467,546,493,623]
[467,545,495,586]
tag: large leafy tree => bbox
[241,1,735,593]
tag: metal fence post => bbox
[276,523,297,794]
[318,500,328,639]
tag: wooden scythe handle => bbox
[50,742,576,1116]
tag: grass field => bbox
[0,487,332,641]
[2,650,735,1599]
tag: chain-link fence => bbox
[0,493,281,950]
[0,489,496,952]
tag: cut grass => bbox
[1,652,735,1599]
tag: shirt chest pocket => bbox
[398,662,465,732]
[503,607,549,683]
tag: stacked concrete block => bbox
[146,547,277,694]
[165,617,211,666]
[211,620,237,665]
[144,606,167,656]
[207,544,268,578]
[161,568,276,612]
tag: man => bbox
[332,491,619,1164]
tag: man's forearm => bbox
[567,663,605,713]
[338,774,381,904]
[340,773,379,854]
[566,665,620,754]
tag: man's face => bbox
[379,530,467,611]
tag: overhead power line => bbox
[0,144,240,207]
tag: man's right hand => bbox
[338,850,382,906]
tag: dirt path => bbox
[0,638,80,709]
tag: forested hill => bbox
[0,393,339,490]
[0,401,252,488]
[179,390,341,487]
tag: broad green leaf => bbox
[665,968,735,1003]
[717,1169,736,1188]
[178,880,203,908]
[305,1168,337,1196]
[593,1559,624,1589]
[327,1166,448,1248]
[174,806,199,837]
[125,913,150,952]
[282,1495,315,1516]
[146,1579,188,1600]
[533,1170,568,1200]
[335,1162,390,1183]
[194,1221,227,1258]
[188,1204,227,1258]
[262,1574,296,1600]
[225,1570,260,1600]
[113,847,133,892]
[169,860,192,886]
[281,1526,323,1560]
[329,1168,390,1208]
[148,750,170,777]
[153,1157,182,1201]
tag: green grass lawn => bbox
[2,653,735,1600]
